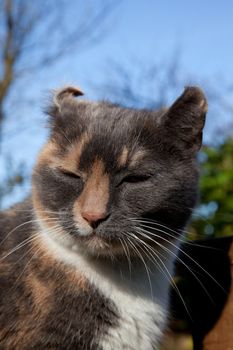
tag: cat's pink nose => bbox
[81,211,108,227]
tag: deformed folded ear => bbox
[53,86,84,112]
[160,86,207,154]
[46,86,84,140]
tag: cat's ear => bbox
[47,86,84,118]
[160,87,207,154]
[53,86,84,110]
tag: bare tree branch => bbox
[0,0,118,112]
[0,0,120,207]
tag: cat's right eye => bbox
[59,168,81,180]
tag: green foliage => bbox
[191,137,233,238]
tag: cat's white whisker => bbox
[118,237,132,276]
[123,230,191,317]
[124,235,154,298]
[5,208,67,216]
[0,234,40,263]
[131,216,220,249]
[129,217,204,247]
[11,225,68,288]
[0,217,62,247]
[134,228,214,304]
[135,225,226,295]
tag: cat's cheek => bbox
[33,168,82,211]
[119,185,157,213]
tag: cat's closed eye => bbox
[59,168,82,180]
[117,174,152,186]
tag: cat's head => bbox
[32,86,207,257]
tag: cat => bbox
[0,85,207,350]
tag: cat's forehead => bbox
[41,100,157,177]
[49,100,159,171]
[60,128,149,173]
[48,86,207,165]
[77,101,154,129]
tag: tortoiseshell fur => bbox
[0,86,207,349]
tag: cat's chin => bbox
[39,220,124,258]
[77,234,124,257]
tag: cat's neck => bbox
[36,224,177,304]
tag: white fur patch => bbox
[38,227,177,349]
[99,294,165,350]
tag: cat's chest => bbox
[98,286,166,350]
[38,233,171,349]
[85,261,169,350]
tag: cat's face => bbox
[32,86,207,257]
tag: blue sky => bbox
[56,0,233,83]
[1,0,233,207]
[31,0,233,92]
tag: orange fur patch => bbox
[32,235,88,292]
[61,132,91,172]
[129,149,147,167]
[36,133,91,174]
[36,141,59,167]
[26,273,53,316]
[73,159,110,218]
[118,146,129,167]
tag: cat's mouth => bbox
[76,231,110,254]
[76,231,123,256]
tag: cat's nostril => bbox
[81,211,109,228]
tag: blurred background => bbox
[0,1,232,349]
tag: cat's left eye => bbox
[118,174,151,186]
